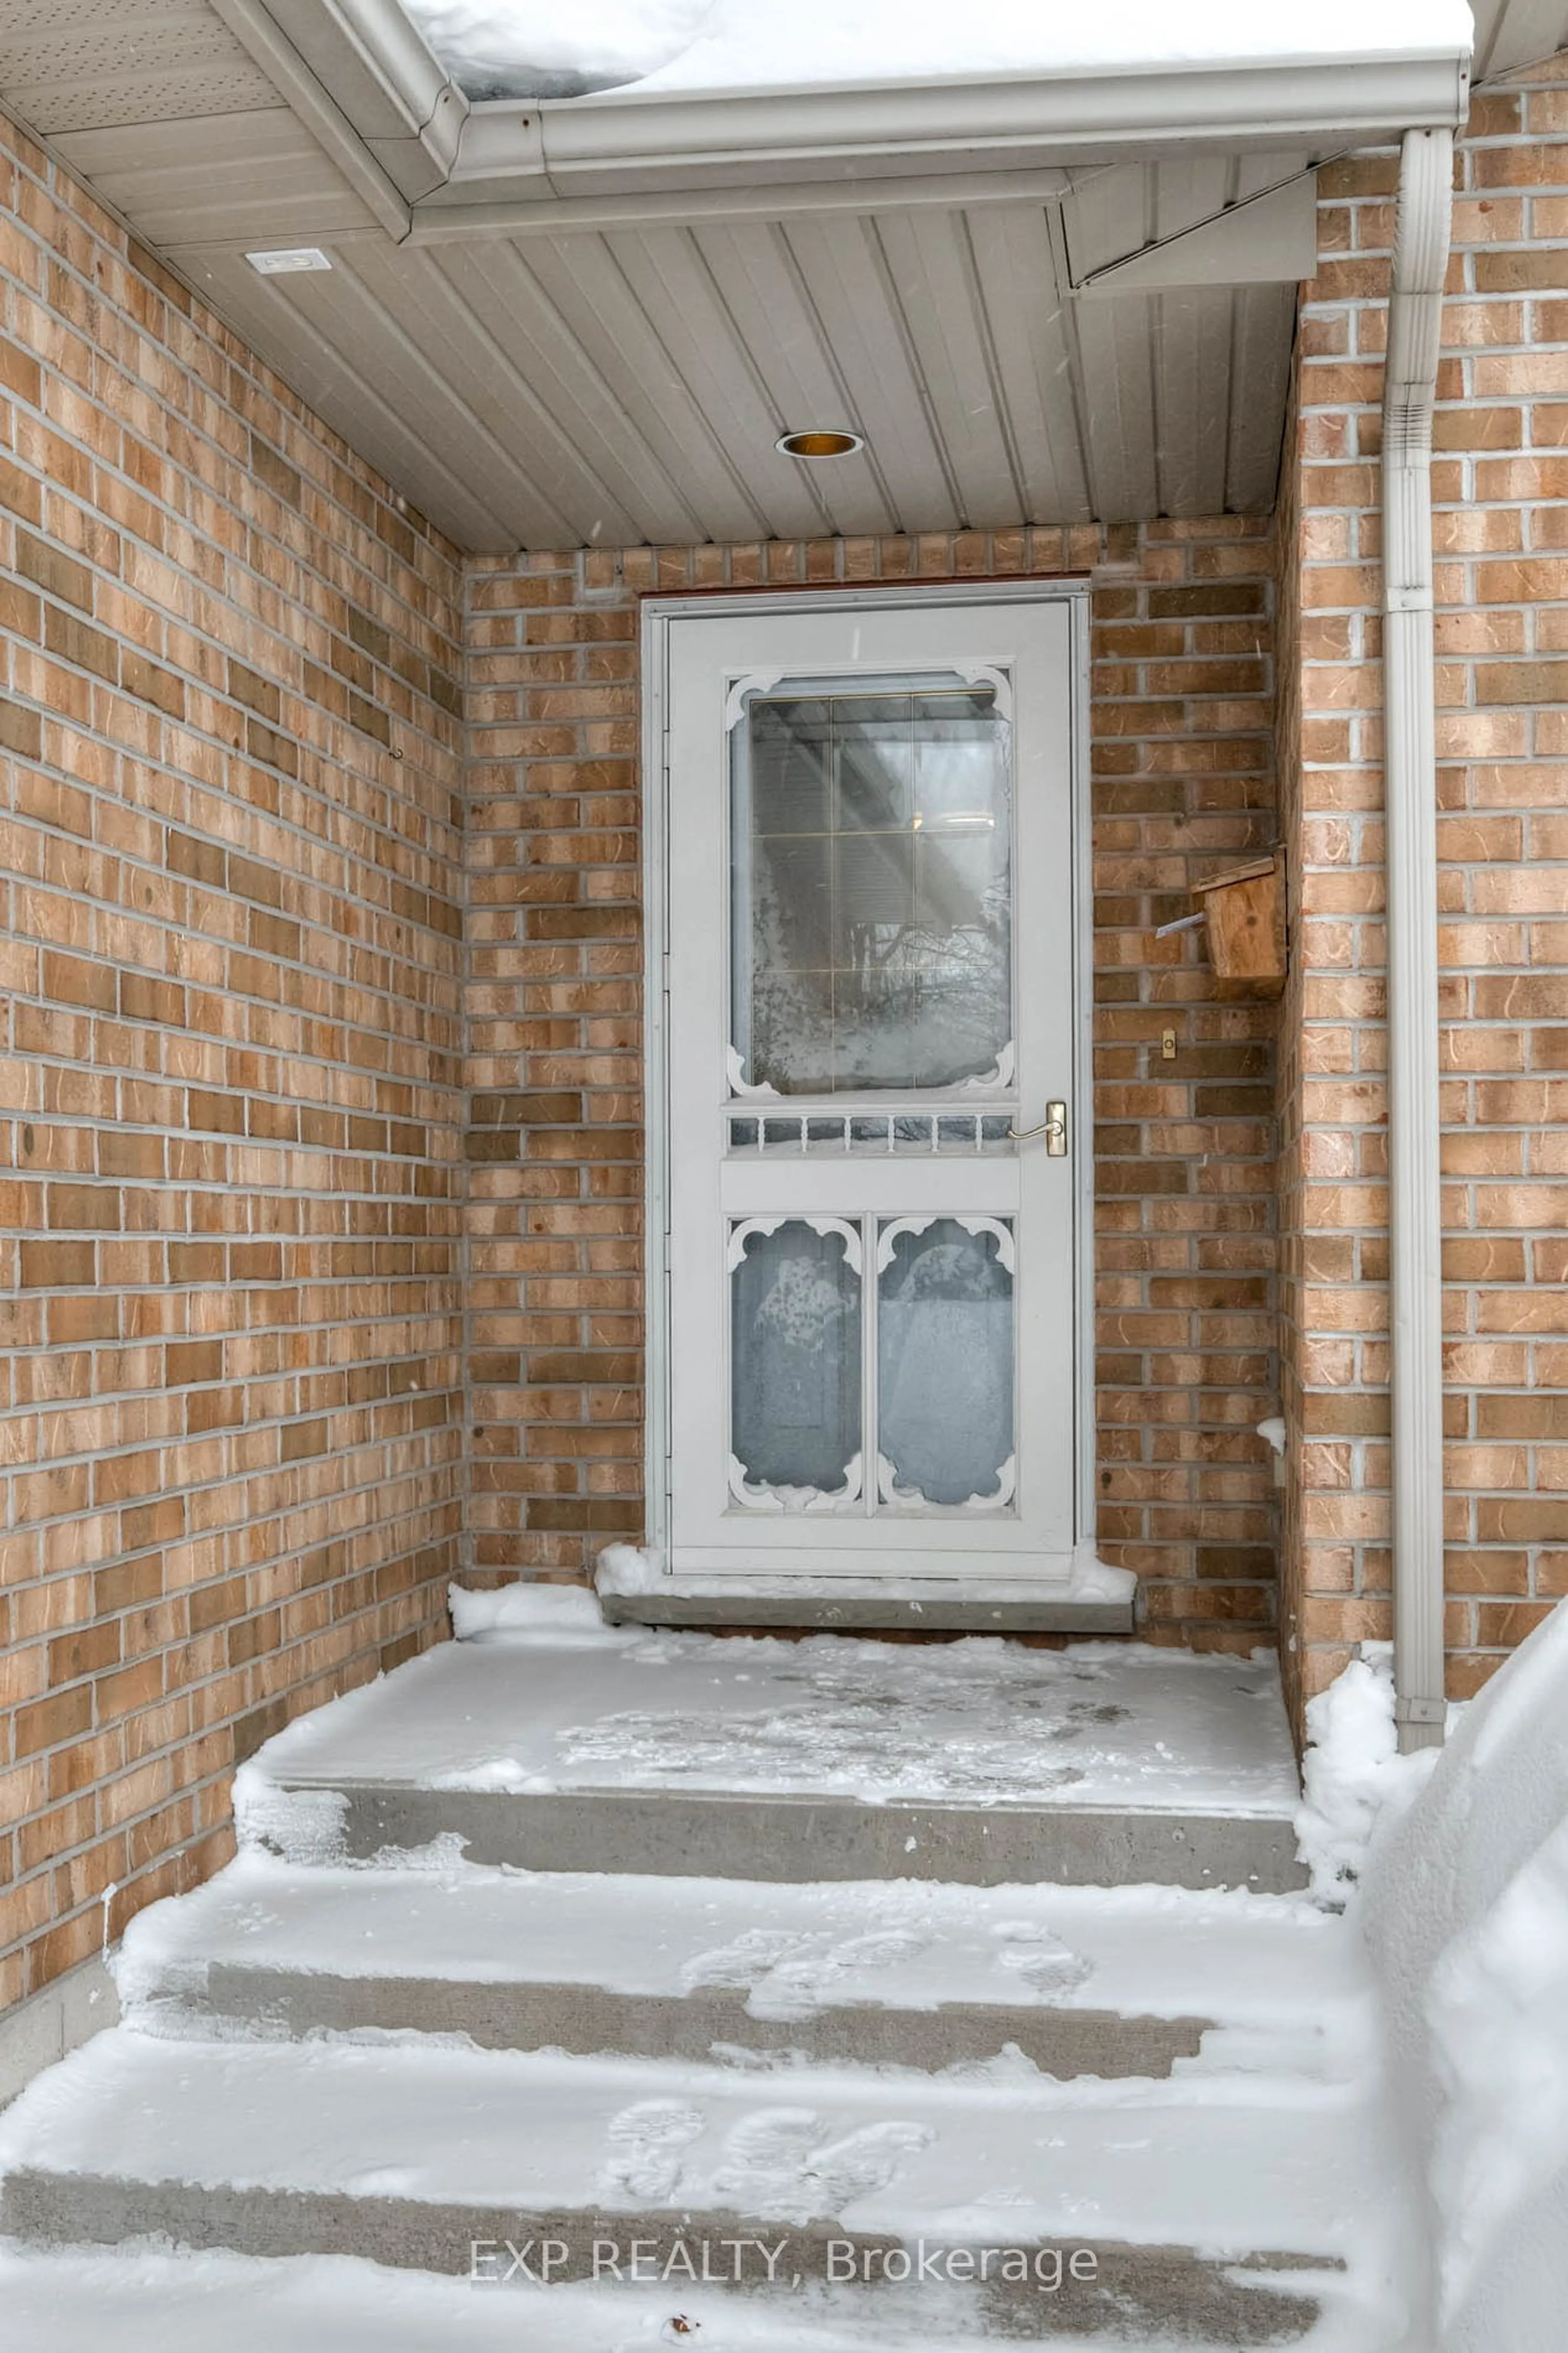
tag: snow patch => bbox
[424,1757,558,1793]
[1293,1646,1442,1901]
[404,0,1473,103]
[1362,1598,1568,2353]
[595,1542,664,1597]
[450,1578,639,1645]
[1066,1554,1136,1605]
[365,1830,473,1874]
[113,1917,213,2014]
[405,0,715,98]
[590,1550,1135,1608]
[232,1766,348,1866]
[1425,1814,1568,2328]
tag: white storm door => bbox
[661,591,1081,1581]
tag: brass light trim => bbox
[776,428,864,459]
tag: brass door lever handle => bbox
[1009,1100,1068,1153]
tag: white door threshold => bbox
[597,1574,1136,1637]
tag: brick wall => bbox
[0,112,466,2017]
[1280,62,1568,1723]
[464,522,1280,1645]
[10,7,1568,2030]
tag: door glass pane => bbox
[877,1218,1014,1508]
[731,1220,862,1503]
[733,681,1011,1094]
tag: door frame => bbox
[641,579,1096,1584]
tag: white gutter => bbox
[223,5,1469,227]
[437,52,1470,201]
[267,0,469,184]
[1382,125,1454,1754]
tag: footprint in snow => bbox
[679,1928,815,1992]
[601,2099,708,2201]
[770,1927,931,1999]
[824,1928,931,1972]
[712,2108,935,2219]
[808,2120,937,2207]
[991,1923,1091,1995]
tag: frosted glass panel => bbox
[731,1221,861,1499]
[734,683,1011,1094]
[878,1219,1014,1507]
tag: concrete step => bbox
[119,1853,1361,2081]
[0,2029,1396,2348]
[242,1634,1308,1895]
[599,1582,1135,1637]
[264,1782,1307,1894]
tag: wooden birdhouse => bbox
[1190,852,1286,998]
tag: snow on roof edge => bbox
[408,0,1472,114]
[514,49,1474,120]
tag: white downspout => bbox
[1382,125,1454,1754]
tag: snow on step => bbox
[0,2244,1229,2353]
[242,1633,1307,1892]
[117,1851,1364,2079]
[0,2027,1399,2347]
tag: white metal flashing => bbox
[1074,173,1319,293]
[180,0,473,229]
[327,0,463,142]
[205,0,415,237]
[1382,125,1454,1753]
[263,0,454,135]
[1472,0,1568,84]
[403,164,1075,245]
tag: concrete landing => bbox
[247,1628,1307,1893]
[255,1631,1301,1814]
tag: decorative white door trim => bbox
[641,581,1095,1588]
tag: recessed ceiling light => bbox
[245,247,334,276]
[776,428,864,459]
